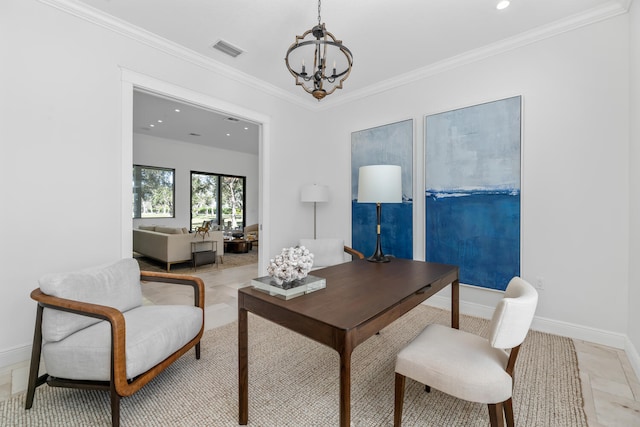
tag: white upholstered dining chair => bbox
[394,277,538,427]
[298,238,364,269]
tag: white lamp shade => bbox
[357,165,402,203]
[301,184,330,202]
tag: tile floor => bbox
[2,262,639,426]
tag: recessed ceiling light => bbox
[244,127,249,130]
[149,124,155,128]
[174,109,180,113]
[157,119,163,123]
[497,0,510,10]
[226,133,231,136]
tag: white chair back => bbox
[488,277,538,349]
[299,238,346,268]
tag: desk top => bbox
[239,259,458,331]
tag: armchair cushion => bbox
[40,259,142,342]
[43,304,203,381]
[299,238,345,268]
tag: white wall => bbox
[0,0,316,366]
[132,134,259,229]
[628,0,640,375]
[317,16,631,344]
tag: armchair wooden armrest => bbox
[344,246,365,260]
[139,270,205,309]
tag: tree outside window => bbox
[133,165,175,218]
[191,171,245,231]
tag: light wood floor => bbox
[2,263,639,425]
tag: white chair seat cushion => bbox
[395,324,512,404]
[42,305,203,381]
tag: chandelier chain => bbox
[317,0,322,26]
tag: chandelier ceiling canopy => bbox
[284,0,353,101]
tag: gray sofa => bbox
[133,225,224,271]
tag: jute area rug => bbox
[1,305,587,426]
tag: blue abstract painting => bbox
[352,120,413,259]
[425,96,521,291]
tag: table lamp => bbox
[301,184,329,239]
[357,165,402,262]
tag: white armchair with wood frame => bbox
[24,258,205,427]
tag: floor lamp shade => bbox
[357,165,402,262]
[301,184,330,203]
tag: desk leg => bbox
[452,278,459,329]
[339,347,353,427]
[239,307,248,425]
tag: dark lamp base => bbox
[367,254,391,263]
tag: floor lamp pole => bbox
[313,201,317,239]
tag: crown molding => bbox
[38,0,315,110]
[40,0,631,112]
[317,0,632,110]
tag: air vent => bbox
[189,133,201,137]
[212,40,244,58]
[226,117,240,122]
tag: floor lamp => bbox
[301,184,329,239]
[357,165,402,262]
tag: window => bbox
[191,171,246,231]
[133,165,175,218]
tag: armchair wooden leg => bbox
[488,402,505,427]
[394,373,406,427]
[110,386,121,427]
[195,342,201,359]
[504,398,514,427]
[25,304,46,409]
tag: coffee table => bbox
[238,258,459,427]
[224,239,251,253]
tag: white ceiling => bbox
[77,0,628,151]
[133,90,260,155]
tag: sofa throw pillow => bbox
[40,258,142,342]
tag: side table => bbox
[191,240,217,271]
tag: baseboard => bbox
[625,337,640,381]
[0,344,32,370]
[423,295,628,349]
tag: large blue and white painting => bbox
[352,119,413,259]
[425,96,521,291]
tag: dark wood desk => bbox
[238,259,459,427]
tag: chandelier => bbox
[284,0,353,100]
